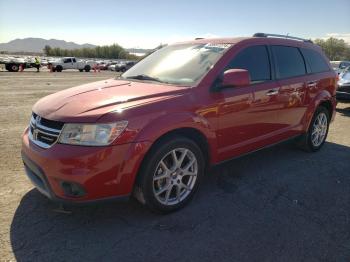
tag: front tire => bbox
[135,136,205,213]
[298,106,330,152]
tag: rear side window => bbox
[301,48,329,73]
[226,45,271,82]
[272,46,306,79]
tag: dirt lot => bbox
[0,71,350,261]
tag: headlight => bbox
[58,121,128,146]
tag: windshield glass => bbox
[121,43,232,86]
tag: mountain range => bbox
[0,38,152,54]
[0,38,96,53]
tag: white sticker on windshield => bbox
[203,43,232,53]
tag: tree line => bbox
[43,44,139,60]
[314,37,350,60]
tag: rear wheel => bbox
[56,65,63,72]
[134,137,204,213]
[298,106,330,152]
[84,65,91,72]
[8,64,19,72]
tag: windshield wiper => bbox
[124,74,166,83]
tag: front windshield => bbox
[121,43,232,86]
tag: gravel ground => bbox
[0,70,349,262]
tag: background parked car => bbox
[337,66,350,100]
[108,62,120,71]
[48,57,94,72]
[97,62,109,70]
[116,61,137,72]
[331,60,350,74]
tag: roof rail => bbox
[253,33,313,43]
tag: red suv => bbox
[21,33,337,212]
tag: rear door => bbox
[300,47,334,103]
[271,45,308,135]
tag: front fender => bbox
[133,112,219,163]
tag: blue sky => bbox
[0,0,349,48]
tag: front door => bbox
[215,45,282,160]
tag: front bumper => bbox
[21,128,151,203]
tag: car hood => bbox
[33,78,188,122]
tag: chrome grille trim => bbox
[28,113,63,149]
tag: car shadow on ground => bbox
[336,106,350,117]
[11,141,350,262]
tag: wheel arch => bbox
[302,90,335,131]
[146,127,211,165]
[131,111,219,164]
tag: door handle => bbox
[307,81,318,88]
[266,88,279,96]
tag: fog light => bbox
[60,181,86,197]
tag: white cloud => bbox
[109,33,221,49]
[320,33,350,44]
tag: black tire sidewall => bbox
[307,106,330,151]
[12,64,19,72]
[139,137,205,213]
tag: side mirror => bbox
[222,69,250,87]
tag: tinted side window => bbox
[226,45,270,82]
[63,58,72,63]
[272,46,306,79]
[301,48,329,73]
[72,58,77,63]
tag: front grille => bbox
[29,113,64,148]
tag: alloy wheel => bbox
[152,148,198,206]
[311,112,328,147]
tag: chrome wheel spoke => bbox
[154,172,169,181]
[171,150,178,169]
[156,184,170,196]
[159,160,170,172]
[164,185,173,204]
[180,182,191,191]
[183,158,196,171]
[183,171,196,177]
[178,149,188,168]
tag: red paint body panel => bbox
[22,36,337,202]
[22,127,151,200]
